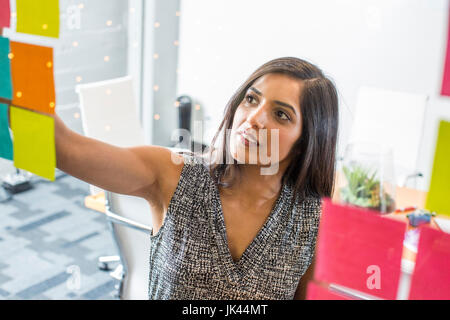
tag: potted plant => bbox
[339,163,396,213]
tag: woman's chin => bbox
[230,149,262,165]
[230,139,277,165]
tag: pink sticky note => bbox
[409,226,450,300]
[0,0,11,28]
[442,6,450,96]
[306,282,353,300]
[314,199,407,300]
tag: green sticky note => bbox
[425,120,450,217]
[10,106,55,181]
[0,104,13,161]
[16,0,60,38]
[0,36,12,100]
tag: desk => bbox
[332,183,450,299]
[84,191,106,213]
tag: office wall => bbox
[176,0,450,191]
[144,0,181,147]
[0,0,129,176]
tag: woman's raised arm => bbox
[8,107,180,201]
[53,113,180,200]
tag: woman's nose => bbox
[246,105,268,128]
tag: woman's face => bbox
[229,73,304,169]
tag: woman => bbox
[53,56,339,299]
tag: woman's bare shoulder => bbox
[144,147,186,204]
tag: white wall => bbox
[136,0,181,147]
[128,0,144,122]
[176,0,450,191]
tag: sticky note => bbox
[0,103,13,161]
[314,199,406,300]
[409,227,450,300]
[306,282,353,300]
[425,121,450,217]
[442,7,450,96]
[10,41,56,114]
[10,106,55,181]
[0,0,11,28]
[0,36,12,100]
[16,0,60,38]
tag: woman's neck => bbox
[205,147,292,207]
[220,160,290,208]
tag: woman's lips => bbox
[239,132,259,147]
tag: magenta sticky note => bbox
[306,282,353,300]
[408,226,450,300]
[314,199,407,300]
[0,0,11,28]
[442,7,450,96]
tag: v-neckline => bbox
[210,177,288,277]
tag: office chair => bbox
[76,76,145,195]
[76,76,145,293]
[104,191,152,299]
[348,86,429,188]
[103,147,191,299]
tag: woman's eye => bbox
[276,110,290,121]
[245,95,256,104]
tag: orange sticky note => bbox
[10,41,56,114]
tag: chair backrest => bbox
[349,86,429,186]
[76,76,144,195]
[105,148,191,300]
[106,191,152,300]
[76,76,151,299]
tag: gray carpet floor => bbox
[0,172,120,300]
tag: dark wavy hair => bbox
[203,57,339,201]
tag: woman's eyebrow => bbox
[249,87,297,116]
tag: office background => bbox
[1,0,449,190]
[0,0,449,299]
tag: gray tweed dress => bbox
[148,152,322,300]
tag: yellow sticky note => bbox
[425,120,450,217]
[16,0,60,38]
[10,106,55,181]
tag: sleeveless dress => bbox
[148,152,322,300]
